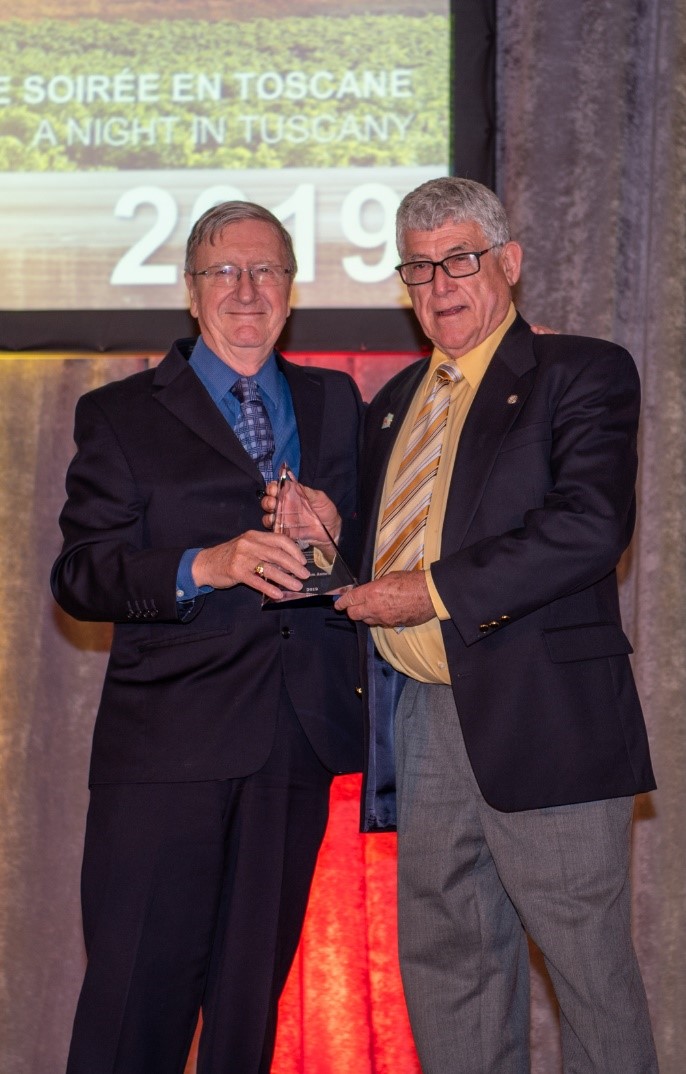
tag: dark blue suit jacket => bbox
[51,339,364,784]
[359,315,655,830]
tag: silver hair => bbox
[396,177,511,258]
[185,201,297,275]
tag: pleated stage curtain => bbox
[272,776,419,1074]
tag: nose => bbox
[431,262,457,295]
[235,269,259,301]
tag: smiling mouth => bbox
[436,304,467,317]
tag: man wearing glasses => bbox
[51,202,363,1074]
[337,177,658,1073]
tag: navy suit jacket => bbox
[51,339,364,784]
[359,315,656,830]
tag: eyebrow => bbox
[405,243,473,261]
[198,260,280,270]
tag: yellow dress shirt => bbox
[372,303,516,683]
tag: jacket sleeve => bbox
[431,344,640,646]
[50,391,190,624]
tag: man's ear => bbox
[185,273,199,319]
[500,241,523,287]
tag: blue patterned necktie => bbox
[230,376,275,484]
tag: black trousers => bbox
[66,693,332,1074]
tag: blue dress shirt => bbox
[176,337,301,602]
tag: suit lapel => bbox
[152,347,329,487]
[442,316,538,552]
[151,343,261,483]
[361,358,429,573]
[367,359,429,490]
[278,356,324,486]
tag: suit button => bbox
[479,623,491,632]
[488,620,500,629]
[499,614,511,623]
[355,685,363,697]
[281,627,291,639]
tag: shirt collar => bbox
[189,336,281,408]
[428,302,517,390]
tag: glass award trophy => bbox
[262,463,356,605]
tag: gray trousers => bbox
[394,680,658,1074]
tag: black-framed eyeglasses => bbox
[188,263,293,288]
[395,245,502,286]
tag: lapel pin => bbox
[506,394,518,405]
[381,412,394,429]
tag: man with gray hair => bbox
[337,177,658,1072]
[52,201,363,1074]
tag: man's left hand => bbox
[335,571,435,628]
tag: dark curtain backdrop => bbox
[2,1,685,1071]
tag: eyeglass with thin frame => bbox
[188,263,293,288]
[395,245,502,286]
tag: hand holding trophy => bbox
[263,463,356,603]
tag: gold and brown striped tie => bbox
[374,362,463,578]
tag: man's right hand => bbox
[192,530,310,601]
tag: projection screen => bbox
[0,0,495,350]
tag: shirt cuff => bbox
[176,548,214,602]
[425,566,451,621]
